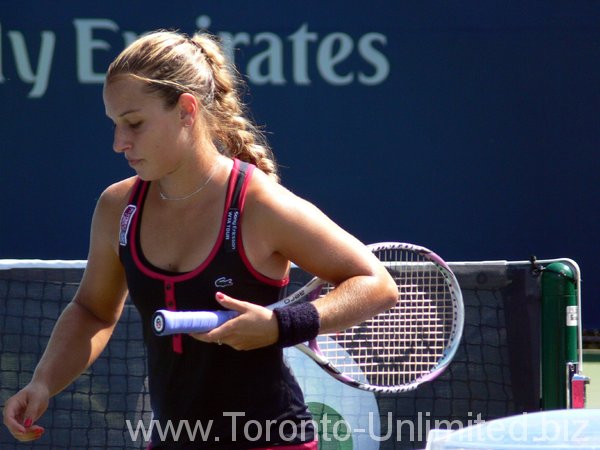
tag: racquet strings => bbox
[318,247,455,388]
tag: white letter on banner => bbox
[8,30,55,98]
[74,18,119,83]
[288,23,318,85]
[218,32,251,69]
[247,32,285,85]
[358,33,389,85]
[317,33,354,85]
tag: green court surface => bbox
[583,350,600,408]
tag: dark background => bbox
[1,1,597,328]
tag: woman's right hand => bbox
[2,381,49,441]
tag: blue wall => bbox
[1,2,598,328]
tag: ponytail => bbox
[192,34,279,182]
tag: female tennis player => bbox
[2,30,397,449]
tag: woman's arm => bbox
[3,183,130,441]
[257,178,398,332]
[194,170,398,350]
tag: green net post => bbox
[541,262,578,410]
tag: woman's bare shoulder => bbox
[99,176,138,205]
[91,177,139,242]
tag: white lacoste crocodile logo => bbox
[214,277,234,288]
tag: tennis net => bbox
[0,258,575,449]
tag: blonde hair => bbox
[105,30,279,181]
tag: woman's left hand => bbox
[188,292,279,350]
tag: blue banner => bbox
[1,1,598,328]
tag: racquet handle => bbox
[152,309,239,335]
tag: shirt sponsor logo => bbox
[119,204,136,247]
[224,208,240,252]
[215,277,234,288]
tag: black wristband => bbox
[273,302,321,348]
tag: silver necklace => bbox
[158,163,219,201]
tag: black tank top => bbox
[119,159,314,449]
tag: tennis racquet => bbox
[152,242,464,393]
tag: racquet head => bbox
[297,242,464,393]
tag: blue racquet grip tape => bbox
[152,309,239,335]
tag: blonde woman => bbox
[3,30,397,449]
